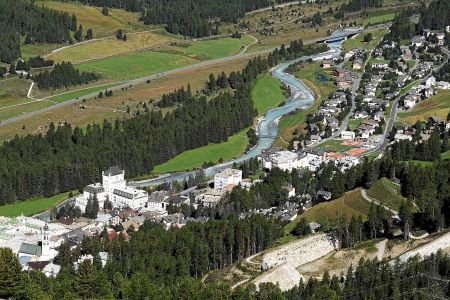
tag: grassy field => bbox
[77,51,200,80]
[151,128,249,174]
[343,28,389,52]
[363,12,396,26]
[349,119,363,130]
[36,1,152,37]
[0,101,54,122]
[0,192,71,217]
[168,36,254,61]
[367,177,405,211]
[399,90,450,125]
[0,78,31,108]
[317,139,354,153]
[21,43,61,59]
[279,62,337,142]
[252,74,286,115]
[46,31,175,63]
[442,150,450,160]
[285,188,370,232]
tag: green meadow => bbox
[0,192,72,217]
[252,74,286,115]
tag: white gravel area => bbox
[399,232,450,262]
[253,233,336,290]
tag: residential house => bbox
[341,131,355,140]
[214,168,242,189]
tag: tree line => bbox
[1,231,449,299]
[0,0,77,63]
[33,62,100,90]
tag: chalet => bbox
[352,59,363,70]
[412,36,425,47]
[333,67,346,78]
[336,76,352,88]
[423,29,432,38]
[404,96,416,109]
[310,135,322,143]
[436,32,445,45]
[362,119,379,128]
[321,59,333,69]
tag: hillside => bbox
[367,177,405,211]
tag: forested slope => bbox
[0,0,77,63]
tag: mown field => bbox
[46,31,176,63]
[252,73,286,115]
[151,128,250,174]
[285,188,370,232]
[278,62,337,142]
[367,177,405,211]
[0,78,31,108]
[343,28,389,52]
[0,192,71,217]
[399,90,450,125]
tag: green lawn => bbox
[442,150,450,160]
[151,128,250,174]
[318,139,353,152]
[367,177,405,211]
[343,28,388,52]
[0,192,72,217]
[48,83,120,103]
[363,13,396,26]
[349,119,363,130]
[285,188,370,232]
[179,36,253,60]
[366,151,380,161]
[0,101,54,121]
[252,74,286,115]
[77,51,200,80]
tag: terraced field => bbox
[286,188,370,232]
[367,177,405,211]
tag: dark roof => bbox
[28,260,50,271]
[103,166,123,176]
[19,243,42,256]
[84,184,105,194]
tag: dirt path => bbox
[361,188,399,217]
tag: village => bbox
[1,25,450,285]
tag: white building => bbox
[404,97,416,109]
[341,131,356,140]
[214,168,242,189]
[262,151,300,171]
[75,166,148,212]
[112,187,148,209]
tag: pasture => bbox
[367,177,405,211]
[252,74,286,115]
[151,128,250,174]
[0,192,71,217]
[46,31,175,63]
[343,28,389,52]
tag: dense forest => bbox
[56,0,290,37]
[0,0,77,63]
[1,226,449,299]
[34,62,100,90]
[340,0,383,12]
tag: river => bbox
[131,28,361,187]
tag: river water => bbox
[132,28,361,187]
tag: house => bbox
[373,111,385,122]
[394,133,413,141]
[316,190,332,201]
[310,135,322,143]
[425,76,436,88]
[352,59,363,70]
[354,111,369,119]
[308,222,321,233]
[341,130,355,140]
[309,123,320,134]
[324,116,339,129]
[404,96,416,109]
[423,29,432,38]
[283,184,296,198]
[362,119,379,128]
[336,76,353,88]
[436,33,445,45]
[412,36,425,47]
[321,59,332,69]
[400,46,412,59]
[446,26,450,33]
[333,67,346,78]
[214,168,242,189]
[147,191,169,211]
[359,124,375,138]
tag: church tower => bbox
[41,223,50,257]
